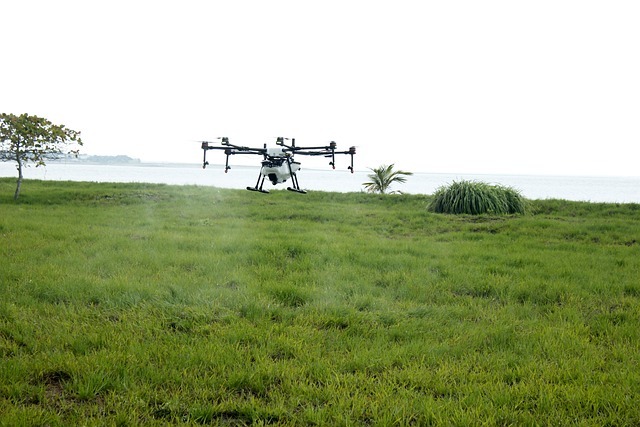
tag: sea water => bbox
[1,162,638,203]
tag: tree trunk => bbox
[14,160,23,200]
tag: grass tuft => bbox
[428,179,528,215]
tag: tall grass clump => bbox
[429,180,527,215]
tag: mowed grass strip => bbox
[1,178,639,425]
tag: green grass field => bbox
[1,178,639,425]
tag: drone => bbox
[200,137,356,194]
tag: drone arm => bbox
[289,143,355,172]
[201,139,267,172]
[283,141,337,155]
[223,149,266,156]
[287,146,337,151]
[201,140,266,154]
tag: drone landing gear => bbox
[286,170,306,194]
[287,187,307,194]
[247,173,269,193]
[247,186,269,193]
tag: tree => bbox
[0,113,82,200]
[362,164,413,194]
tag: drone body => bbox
[201,137,355,194]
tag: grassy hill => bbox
[1,178,639,425]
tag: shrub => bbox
[362,164,413,194]
[428,180,527,215]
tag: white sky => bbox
[2,0,639,176]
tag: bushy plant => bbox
[428,180,527,215]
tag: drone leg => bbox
[258,176,268,192]
[284,156,306,194]
[291,172,300,191]
[287,172,307,194]
[246,173,260,191]
[247,171,269,193]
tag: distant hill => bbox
[51,154,141,164]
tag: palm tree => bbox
[362,164,413,194]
